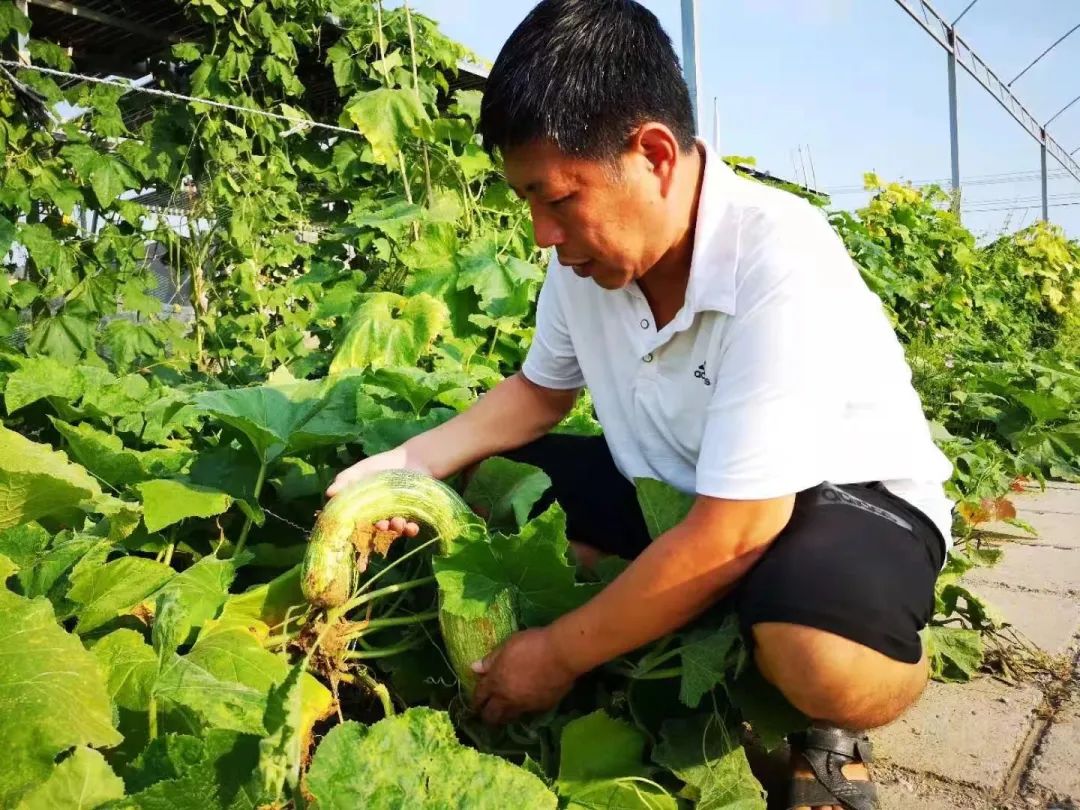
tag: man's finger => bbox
[404,521,421,537]
[481,696,509,726]
[374,519,390,531]
[388,516,406,533]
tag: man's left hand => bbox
[471,628,577,725]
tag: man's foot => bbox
[790,753,871,810]
[786,726,878,810]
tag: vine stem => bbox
[404,1,433,203]
[232,459,268,558]
[330,576,436,622]
[353,668,396,717]
[344,636,426,660]
[342,610,439,640]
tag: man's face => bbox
[503,139,670,290]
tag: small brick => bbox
[873,678,1042,790]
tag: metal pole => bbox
[15,0,30,65]
[947,30,961,215]
[681,0,702,134]
[1040,137,1049,222]
[713,96,720,152]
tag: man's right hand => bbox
[324,445,431,537]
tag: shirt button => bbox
[643,353,653,363]
[640,318,650,329]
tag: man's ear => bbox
[629,123,681,196]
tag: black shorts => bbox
[500,434,946,664]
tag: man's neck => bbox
[637,142,706,329]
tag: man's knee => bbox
[752,621,929,729]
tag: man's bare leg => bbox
[753,621,929,810]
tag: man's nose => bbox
[531,209,565,249]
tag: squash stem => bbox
[343,610,439,640]
[344,636,426,660]
[331,576,436,622]
[355,536,440,596]
[353,668,396,717]
[232,459,267,558]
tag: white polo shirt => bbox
[521,142,955,548]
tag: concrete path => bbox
[873,481,1080,809]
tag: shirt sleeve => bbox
[695,214,847,500]
[521,258,586,390]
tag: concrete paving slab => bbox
[1028,481,1080,492]
[1014,488,1080,515]
[873,678,1043,791]
[979,511,1080,549]
[965,544,1080,596]
[973,584,1080,655]
[875,769,992,810]
[1029,697,1080,800]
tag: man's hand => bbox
[471,628,578,725]
[325,445,432,498]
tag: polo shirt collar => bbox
[684,139,741,317]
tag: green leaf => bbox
[356,409,457,456]
[0,523,50,586]
[90,628,158,711]
[0,2,31,39]
[4,356,82,413]
[0,590,122,806]
[0,552,17,583]
[192,378,347,463]
[365,366,472,414]
[153,591,192,659]
[306,709,558,809]
[154,628,332,739]
[28,313,96,362]
[923,625,983,682]
[66,555,175,634]
[726,664,807,751]
[136,479,234,533]
[148,556,237,633]
[463,456,551,531]
[51,418,188,488]
[0,213,18,256]
[0,426,102,530]
[653,713,767,810]
[452,89,483,122]
[434,504,593,626]
[253,664,305,805]
[15,746,125,810]
[457,238,543,318]
[210,565,304,637]
[343,88,429,166]
[330,292,449,373]
[115,729,260,809]
[557,710,676,810]
[679,617,741,709]
[634,478,695,539]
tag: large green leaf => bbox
[0,590,121,806]
[653,714,767,810]
[463,456,552,532]
[678,616,742,709]
[330,292,449,373]
[28,313,96,362]
[136,479,234,533]
[635,478,695,539]
[191,376,360,464]
[66,555,175,634]
[434,504,596,626]
[0,426,102,530]
[3,355,82,413]
[457,238,544,318]
[557,710,676,809]
[91,628,158,711]
[923,625,983,682]
[306,709,557,809]
[208,564,305,638]
[154,627,332,738]
[145,556,237,633]
[15,746,125,810]
[343,87,429,166]
[51,418,189,488]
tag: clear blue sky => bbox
[389,0,1080,240]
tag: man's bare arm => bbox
[546,494,796,675]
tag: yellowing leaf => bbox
[343,88,428,165]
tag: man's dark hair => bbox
[478,0,697,160]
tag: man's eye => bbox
[549,194,573,207]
